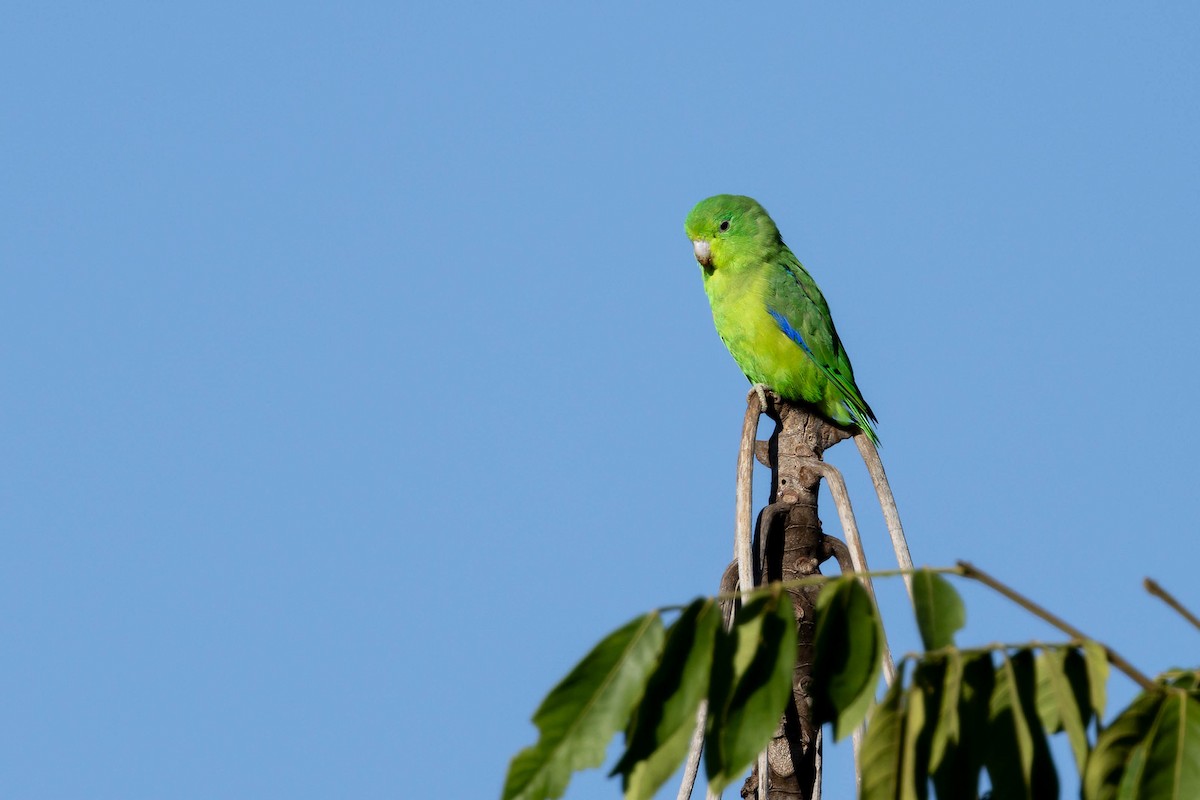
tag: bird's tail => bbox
[843,399,880,445]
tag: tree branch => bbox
[1143,578,1200,634]
[957,561,1157,691]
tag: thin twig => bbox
[677,702,707,800]
[854,434,914,600]
[957,561,1157,691]
[735,389,763,605]
[731,393,769,800]
[737,390,769,800]
[1144,578,1200,634]
[813,728,823,800]
[804,460,896,683]
[677,563,741,800]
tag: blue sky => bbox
[3,3,1199,798]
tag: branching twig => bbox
[957,561,1157,691]
[803,460,865,568]
[1144,578,1200,634]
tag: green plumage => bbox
[685,194,879,443]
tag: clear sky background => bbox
[3,4,1199,799]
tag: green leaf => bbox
[612,599,719,800]
[812,576,885,740]
[1084,640,1110,723]
[861,662,908,800]
[928,650,963,773]
[1084,689,1166,800]
[1034,650,1061,733]
[1059,648,1094,774]
[705,589,797,794]
[1014,650,1060,798]
[1087,686,1200,800]
[1118,739,1150,798]
[501,613,665,800]
[1034,647,1091,775]
[1136,691,1200,799]
[931,651,993,799]
[1166,669,1200,692]
[987,652,1033,798]
[911,569,966,652]
[1063,647,1097,732]
[902,681,926,796]
[985,650,1058,799]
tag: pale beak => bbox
[692,239,712,267]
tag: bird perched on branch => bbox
[685,194,879,444]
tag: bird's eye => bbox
[719,220,731,232]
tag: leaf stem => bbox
[1143,578,1200,634]
[956,561,1157,692]
[903,639,1086,662]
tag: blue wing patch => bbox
[767,309,814,357]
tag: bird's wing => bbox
[764,251,878,427]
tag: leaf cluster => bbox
[500,587,803,800]
[501,578,881,800]
[861,571,1096,799]
[501,569,1200,800]
[1083,669,1200,800]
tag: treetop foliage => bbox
[502,568,1200,800]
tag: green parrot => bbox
[685,194,879,444]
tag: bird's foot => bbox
[748,383,771,413]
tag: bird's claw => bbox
[750,383,771,413]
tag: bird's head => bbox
[684,194,782,276]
